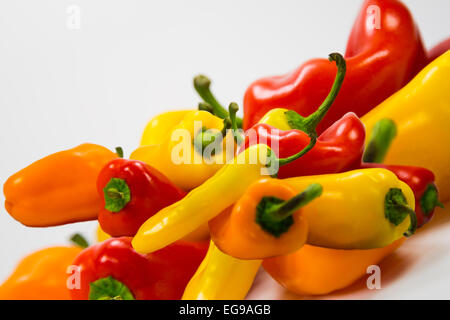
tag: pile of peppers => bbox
[1,0,450,300]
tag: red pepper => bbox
[69,237,208,300]
[427,38,450,63]
[243,0,427,131]
[242,113,365,179]
[97,158,185,237]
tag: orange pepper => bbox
[0,246,82,300]
[209,179,321,260]
[263,238,405,296]
[3,143,117,227]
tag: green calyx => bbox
[70,233,89,249]
[363,118,397,163]
[420,184,444,216]
[89,276,135,300]
[103,178,131,213]
[193,74,243,128]
[385,188,417,237]
[267,52,347,174]
[193,118,231,157]
[256,183,322,237]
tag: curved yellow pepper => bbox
[132,144,271,254]
[362,50,450,202]
[258,108,292,130]
[140,110,191,146]
[284,168,415,249]
[182,241,261,300]
[131,110,235,191]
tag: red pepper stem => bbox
[278,136,317,167]
[266,183,323,222]
[193,118,232,154]
[193,74,243,128]
[363,119,397,163]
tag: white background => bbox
[0,0,449,298]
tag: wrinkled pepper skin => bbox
[3,143,117,227]
[263,238,404,296]
[140,110,191,146]
[361,163,441,228]
[361,51,450,202]
[97,158,186,237]
[209,179,311,259]
[70,237,208,300]
[284,168,415,249]
[182,241,261,300]
[243,0,426,131]
[244,112,365,178]
[131,110,235,191]
[132,144,271,254]
[0,246,82,300]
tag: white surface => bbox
[0,0,449,298]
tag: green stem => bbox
[268,52,346,173]
[385,188,417,237]
[228,102,244,145]
[193,74,243,128]
[89,276,135,300]
[256,184,323,237]
[103,178,131,212]
[70,233,89,249]
[420,184,444,216]
[193,118,231,155]
[115,147,124,158]
[363,119,397,163]
[198,102,214,114]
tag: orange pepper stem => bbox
[385,188,417,237]
[115,147,124,158]
[70,233,89,248]
[256,183,323,237]
[363,119,397,163]
[269,53,347,172]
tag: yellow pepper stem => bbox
[385,188,417,237]
[363,118,397,163]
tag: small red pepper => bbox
[243,0,427,131]
[361,119,443,228]
[69,237,208,300]
[97,157,186,237]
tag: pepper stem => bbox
[70,233,89,248]
[385,188,417,237]
[363,119,397,163]
[103,178,131,213]
[268,53,347,172]
[193,74,243,128]
[420,184,444,216]
[193,118,232,156]
[229,102,244,145]
[198,102,214,114]
[89,276,135,300]
[256,184,322,237]
[115,147,124,158]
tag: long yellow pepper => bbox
[362,50,450,202]
[182,241,261,300]
[284,168,415,249]
[132,144,271,254]
[140,110,191,146]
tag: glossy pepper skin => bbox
[131,110,236,191]
[243,0,426,131]
[0,246,82,300]
[132,144,272,254]
[284,168,415,249]
[263,238,405,296]
[244,112,365,178]
[70,237,208,300]
[209,179,320,259]
[361,51,450,202]
[3,143,117,227]
[182,241,261,300]
[361,163,442,228]
[140,110,191,146]
[97,158,186,237]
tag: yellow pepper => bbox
[131,110,236,191]
[140,110,191,146]
[284,168,415,249]
[362,50,450,202]
[132,144,271,253]
[182,241,261,300]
